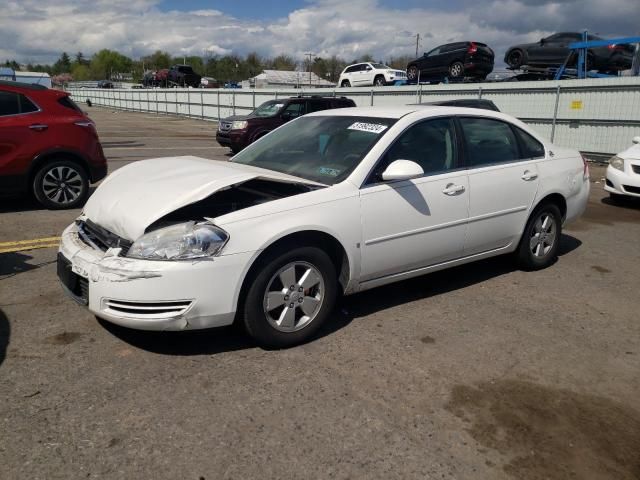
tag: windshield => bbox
[371,63,390,69]
[231,116,397,185]
[250,100,284,118]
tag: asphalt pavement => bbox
[1,107,639,480]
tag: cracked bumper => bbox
[58,223,254,331]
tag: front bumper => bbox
[216,130,248,151]
[58,222,255,331]
[604,164,640,198]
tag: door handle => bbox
[29,124,48,132]
[442,183,465,195]
[521,170,538,181]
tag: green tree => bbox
[71,64,91,81]
[75,52,88,66]
[142,50,172,70]
[90,49,133,79]
[53,52,71,74]
[267,54,297,71]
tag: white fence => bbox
[67,77,640,155]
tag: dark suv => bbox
[406,42,494,83]
[0,81,107,209]
[168,65,202,88]
[216,96,356,153]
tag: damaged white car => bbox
[58,106,589,348]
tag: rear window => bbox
[0,91,39,116]
[514,127,545,159]
[58,96,82,112]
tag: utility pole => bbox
[415,33,420,57]
[305,52,314,86]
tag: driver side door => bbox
[359,118,469,283]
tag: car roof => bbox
[306,105,510,119]
[0,80,49,91]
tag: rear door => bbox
[0,90,42,188]
[457,116,543,255]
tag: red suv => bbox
[0,81,107,209]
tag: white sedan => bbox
[58,106,589,348]
[604,136,640,201]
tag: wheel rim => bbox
[509,52,522,68]
[263,261,325,333]
[375,78,383,86]
[42,166,84,205]
[450,63,462,77]
[407,67,418,80]
[529,213,556,258]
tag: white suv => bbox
[338,62,406,87]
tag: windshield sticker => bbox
[318,167,341,177]
[348,122,388,134]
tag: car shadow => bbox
[100,234,582,355]
[0,309,9,368]
[0,252,56,277]
[601,195,640,210]
[0,187,97,214]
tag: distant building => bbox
[248,70,335,88]
[0,67,15,81]
[14,71,52,88]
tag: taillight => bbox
[580,153,590,179]
[468,42,478,54]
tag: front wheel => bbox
[507,50,525,69]
[33,160,89,210]
[373,75,385,86]
[406,65,419,82]
[516,203,562,271]
[241,246,337,349]
[341,80,351,87]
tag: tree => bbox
[142,50,172,70]
[387,55,413,70]
[90,49,133,79]
[244,51,263,77]
[75,52,88,66]
[267,54,297,71]
[53,52,71,74]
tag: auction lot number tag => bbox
[348,122,388,134]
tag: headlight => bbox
[609,155,624,171]
[127,222,228,260]
[231,120,248,130]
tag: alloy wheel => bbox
[42,166,84,205]
[263,261,325,333]
[529,213,556,258]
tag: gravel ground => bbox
[1,107,639,480]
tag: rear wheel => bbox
[507,49,525,69]
[33,159,89,210]
[241,246,337,349]
[406,65,419,82]
[373,75,386,86]
[341,80,351,87]
[448,61,464,78]
[516,203,562,271]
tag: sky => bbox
[1,0,638,67]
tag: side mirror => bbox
[632,136,640,144]
[540,38,546,45]
[381,159,424,182]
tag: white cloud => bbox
[0,0,636,66]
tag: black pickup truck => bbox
[168,65,202,88]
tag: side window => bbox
[427,48,441,57]
[0,91,20,116]
[372,118,457,181]
[20,94,38,113]
[306,100,328,113]
[282,101,305,118]
[459,117,520,167]
[514,127,545,159]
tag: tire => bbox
[507,49,525,69]
[33,160,89,210]
[241,246,337,349]
[448,61,464,78]
[341,80,351,87]
[406,65,419,82]
[373,75,386,87]
[516,203,562,271]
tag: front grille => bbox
[631,164,640,175]
[77,219,132,255]
[102,299,193,319]
[623,185,640,194]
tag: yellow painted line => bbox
[0,236,61,248]
[0,236,61,254]
[0,243,60,254]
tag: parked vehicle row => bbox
[338,31,635,87]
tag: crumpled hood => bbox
[82,156,320,241]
